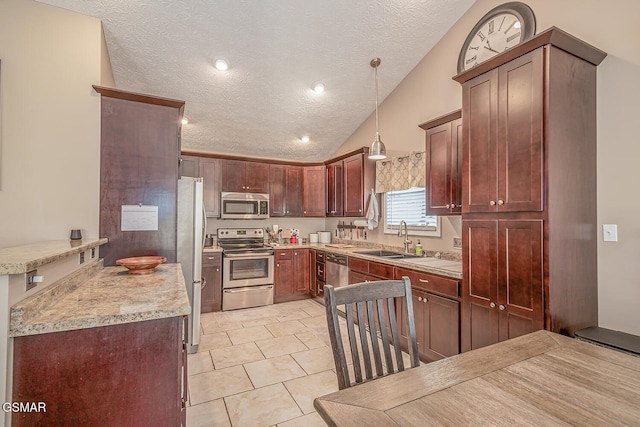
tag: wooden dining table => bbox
[314,330,640,426]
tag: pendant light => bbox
[368,57,387,160]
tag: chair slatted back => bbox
[324,276,419,390]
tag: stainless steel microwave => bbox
[220,192,270,219]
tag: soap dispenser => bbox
[415,240,423,256]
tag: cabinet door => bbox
[497,49,544,212]
[201,253,222,313]
[245,161,269,193]
[221,159,246,192]
[498,219,544,341]
[269,164,287,216]
[423,292,459,361]
[309,250,317,296]
[201,158,221,217]
[426,121,454,215]
[344,153,364,216]
[461,219,499,352]
[303,166,326,217]
[462,69,499,213]
[285,166,303,216]
[326,161,343,216]
[293,249,310,294]
[452,117,463,213]
[275,259,293,298]
[179,155,199,178]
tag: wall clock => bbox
[457,2,536,73]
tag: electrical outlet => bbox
[91,248,96,259]
[453,237,462,249]
[79,252,85,264]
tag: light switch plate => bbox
[603,224,618,242]
[453,237,462,249]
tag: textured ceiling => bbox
[38,0,475,161]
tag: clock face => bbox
[457,3,536,74]
[463,13,523,71]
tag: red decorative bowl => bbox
[116,256,167,275]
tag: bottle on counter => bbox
[415,240,423,256]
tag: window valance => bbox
[375,151,425,193]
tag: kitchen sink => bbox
[353,250,422,259]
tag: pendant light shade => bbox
[368,58,387,160]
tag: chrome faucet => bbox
[398,220,412,254]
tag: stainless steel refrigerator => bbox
[177,177,206,353]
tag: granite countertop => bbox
[203,246,223,253]
[10,263,191,337]
[269,243,462,279]
[0,238,108,275]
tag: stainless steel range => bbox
[218,228,275,311]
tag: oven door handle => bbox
[224,285,274,293]
[224,252,274,258]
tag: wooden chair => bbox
[323,276,420,389]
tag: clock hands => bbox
[483,38,501,54]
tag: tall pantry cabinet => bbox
[453,28,607,352]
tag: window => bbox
[383,187,440,236]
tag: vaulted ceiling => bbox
[38,0,476,161]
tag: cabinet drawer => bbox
[316,251,326,262]
[275,250,292,260]
[202,253,221,266]
[369,261,393,279]
[396,267,459,299]
[348,257,368,273]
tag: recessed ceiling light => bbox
[301,135,310,143]
[214,58,229,71]
[181,117,189,125]
[312,82,325,93]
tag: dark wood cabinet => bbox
[461,219,543,352]
[179,154,199,178]
[95,86,184,266]
[454,28,606,349]
[274,249,310,303]
[270,165,302,217]
[12,317,186,426]
[326,160,343,216]
[420,110,462,215]
[221,159,269,193]
[201,252,222,313]
[293,249,310,294]
[303,166,326,217]
[178,155,222,217]
[343,153,365,217]
[395,267,460,362]
[462,49,543,214]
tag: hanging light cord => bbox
[372,58,381,134]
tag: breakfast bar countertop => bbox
[9,263,191,337]
[314,330,640,426]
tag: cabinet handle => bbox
[490,302,496,308]
[216,268,220,272]
[451,203,456,208]
[277,263,280,267]
[207,256,216,260]
[418,279,429,283]
[424,297,428,303]
[418,296,422,302]
[304,211,307,214]
[489,200,496,206]
[330,210,336,214]
[499,304,506,310]
[359,209,362,212]
[294,252,297,255]
[497,200,504,206]
[445,204,450,208]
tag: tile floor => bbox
[186,299,339,427]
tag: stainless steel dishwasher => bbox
[325,252,349,289]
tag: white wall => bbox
[334,0,640,335]
[0,0,104,248]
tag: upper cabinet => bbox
[179,155,222,217]
[420,110,462,215]
[221,160,269,193]
[302,166,326,217]
[461,51,543,214]
[326,149,377,217]
[326,160,343,217]
[270,164,302,217]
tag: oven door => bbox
[223,252,274,288]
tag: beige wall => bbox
[335,0,640,335]
[0,0,105,248]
